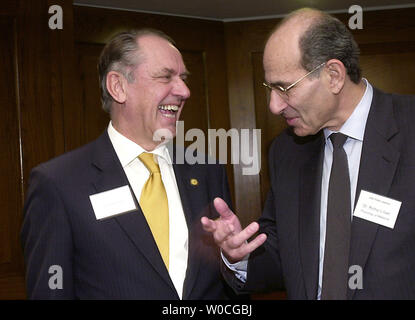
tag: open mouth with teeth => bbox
[158,104,180,118]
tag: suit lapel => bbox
[348,89,400,299]
[90,132,177,296]
[298,133,325,299]
[172,160,208,299]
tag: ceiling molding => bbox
[73,2,415,23]
[73,3,223,21]
[222,3,415,22]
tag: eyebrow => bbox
[182,70,191,77]
[268,80,290,88]
[156,67,190,77]
[179,69,191,78]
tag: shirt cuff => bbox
[221,250,249,283]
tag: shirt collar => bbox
[324,78,373,142]
[107,121,172,168]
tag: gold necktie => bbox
[139,152,169,270]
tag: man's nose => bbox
[172,78,191,100]
[268,90,288,115]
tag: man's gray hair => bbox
[98,28,176,113]
[299,13,361,83]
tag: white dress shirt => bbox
[224,80,373,299]
[107,122,189,299]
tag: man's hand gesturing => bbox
[201,197,267,263]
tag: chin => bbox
[152,126,176,143]
[293,127,307,137]
[293,127,316,137]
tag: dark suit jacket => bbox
[21,131,235,299]
[225,88,415,299]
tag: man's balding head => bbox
[265,8,361,83]
[262,8,365,137]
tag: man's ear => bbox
[324,59,346,94]
[106,71,127,104]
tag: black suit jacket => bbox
[226,88,415,299]
[21,131,235,299]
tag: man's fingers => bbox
[201,216,216,233]
[227,222,260,249]
[224,233,267,263]
[213,197,234,220]
[201,216,234,243]
[202,215,267,263]
[243,233,267,253]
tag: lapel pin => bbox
[190,178,198,186]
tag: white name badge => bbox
[353,190,401,229]
[89,185,137,220]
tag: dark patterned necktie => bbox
[321,133,351,300]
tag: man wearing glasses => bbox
[202,8,415,299]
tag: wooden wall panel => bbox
[0,16,24,298]
[18,0,81,185]
[0,0,81,299]
[225,19,277,227]
[360,45,415,95]
[77,43,109,143]
[180,51,210,145]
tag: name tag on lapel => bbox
[353,190,401,229]
[89,185,137,220]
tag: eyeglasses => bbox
[262,62,326,101]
